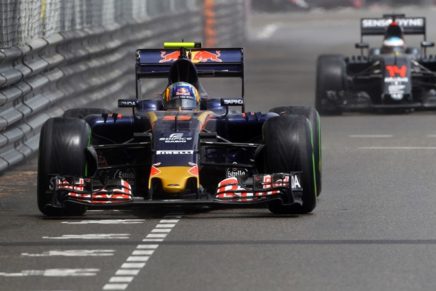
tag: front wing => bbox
[47,173,303,209]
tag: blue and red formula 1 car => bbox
[37,42,321,216]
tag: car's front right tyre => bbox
[37,118,90,216]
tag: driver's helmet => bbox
[381,21,405,54]
[383,36,405,48]
[162,81,200,110]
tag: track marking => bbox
[132,250,154,255]
[146,233,167,238]
[116,270,140,276]
[43,234,130,240]
[102,214,182,290]
[126,256,149,262]
[426,134,436,138]
[142,238,164,242]
[121,263,145,269]
[151,228,172,233]
[359,146,436,150]
[62,219,144,225]
[110,276,134,283]
[21,250,115,257]
[155,223,176,228]
[349,134,393,138]
[160,219,179,223]
[0,268,99,277]
[102,284,128,290]
[137,244,159,249]
[256,24,280,39]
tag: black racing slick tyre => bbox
[37,118,90,216]
[316,55,346,115]
[63,108,110,119]
[270,106,321,196]
[263,115,317,214]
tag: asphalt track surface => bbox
[2,6,436,291]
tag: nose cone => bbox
[149,166,199,194]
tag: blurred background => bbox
[251,0,436,11]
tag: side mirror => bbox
[220,98,244,107]
[355,42,369,49]
[421,41,435,48]
[118,99,137,108]
[220,98,244,117]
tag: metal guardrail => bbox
[0,0,246,173]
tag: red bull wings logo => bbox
[191,50,222,63]
[159,51,180,63]
[175,87,190,96]
[159,50,222,63]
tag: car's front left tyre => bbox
[269,106,322,196]
[262,115,317,214]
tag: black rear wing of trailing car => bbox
[360,15,427,40]
[356,14,434,56]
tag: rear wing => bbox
[360,16,426,38]
[136,48,244,78]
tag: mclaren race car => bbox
[37,42,321,216]
[316,14,436,114]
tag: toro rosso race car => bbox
[316,14,436,114]
[37,42,321,216]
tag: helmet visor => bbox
[166,96,197,110]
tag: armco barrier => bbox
[0,0,246,173]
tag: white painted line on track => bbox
[121,263,146,269]
[0,268,99,277]
[62,219,144,225]
[426,134,436,138]
[160,219,179,223]
[142,238,164,242]
[136,244,159,249]
[21,250,115,257]
[116,269,140,276]
[151,228,172,233]
[359,146,436,150]
[102,213,182,290]
[110,276,134,283]
[132,250,154,255]
[256,24,280,40]
[103,283,128,290]
[349,134,393,138]
[155,223,176,228]
[43,234,130,240]
[146,233,167,238]
[126,256,149,262]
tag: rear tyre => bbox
[316,55,346,115]
[262,115,317,214]
[37,118,90,216]
[63,108,110,119]
[270,106,321,196]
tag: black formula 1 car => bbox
[37,42,322,216]
[316,14,436,115]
